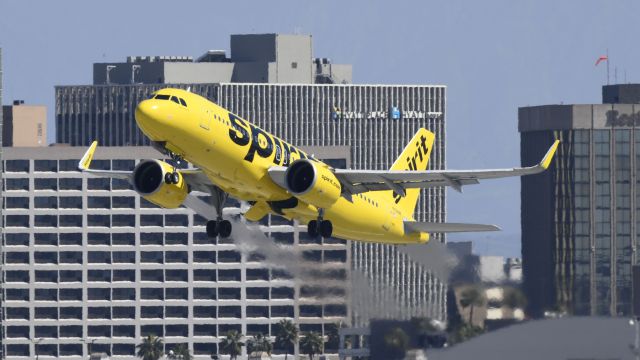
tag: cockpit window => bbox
[153,94,187,108]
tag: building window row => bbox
[4,285,302,303]
[3,213,194,228]
[4,159,135,173]
[3,176,132,191]
[5,342,136,357]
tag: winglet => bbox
[78,141,98,171]
[540,140,560,169]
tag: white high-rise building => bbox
[2,145,350,359]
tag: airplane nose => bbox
[135,100,161,140]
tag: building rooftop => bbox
[428,317,634,360]
[94,33,352,85]
[519,84,640,132]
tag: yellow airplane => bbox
[79,88,559,245]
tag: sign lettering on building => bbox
[605,110,640,127]
[332,106,442,121]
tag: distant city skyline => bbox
[1,0,639,257]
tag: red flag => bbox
[595,55,608,66]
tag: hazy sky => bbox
[1,0,639,257]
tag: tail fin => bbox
[377,128,435,218]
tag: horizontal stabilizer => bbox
[404,221,500,233]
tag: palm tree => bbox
[450,323,484,344]
[219,330,244,360]
[300,331,324,360]
[247,333,272,355]
[274,319,298,360]
[503,287,527,310]
[168,343,192,360]
[136,335,164,360]
[260,334,273,355]
[459,286,485,325]
[411,317,438,347]
[383,327,408,360]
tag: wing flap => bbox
[404,221,500,233]
[181,171,214,193]
[335,140,559,194]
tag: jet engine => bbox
[132,160,188,209]
[285,159,342,209]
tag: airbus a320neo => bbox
[79,88,558,245]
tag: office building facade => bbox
[1,46,5,360]
[49,35,447,359]
[56,82,448,326]
[2,145,350,359]
[520,84,640,317]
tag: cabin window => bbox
[170,96,180,104]
[154,94,170,100]
[179,98,187,107]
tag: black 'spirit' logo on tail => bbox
[393,134,429,204]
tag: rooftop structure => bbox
[93,34,351,85]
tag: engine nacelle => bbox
[285,159,342,209]
[132,160,188,209]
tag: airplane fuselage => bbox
[135,88,427,244]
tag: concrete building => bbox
[478,257,506,284]
[55,33,449,330]
[520,84,640,317]
[505,258,522,283]
[2,101,47,147]
[1,145,350,359]
[93,34,351,86]
[56,82,448,325]
[1,46,5,360]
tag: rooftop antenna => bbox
[186,86,191,92]
[106,65,116,85]
[615,66,618,84]
[131,64,140,84]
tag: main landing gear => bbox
[307,210,333,238]
[205,186,232,238]
[164,151,183,185]
[206,218,232,238]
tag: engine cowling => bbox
[285,159,342,209]
[132,160,188,209]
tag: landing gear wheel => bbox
[319,220,333,238]
[308,220,319,238]
[203,186,230,240]
[206,220,219,238]
[164,172,180,184]
[217,220,232,238]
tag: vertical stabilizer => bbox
[377,128,435,218]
